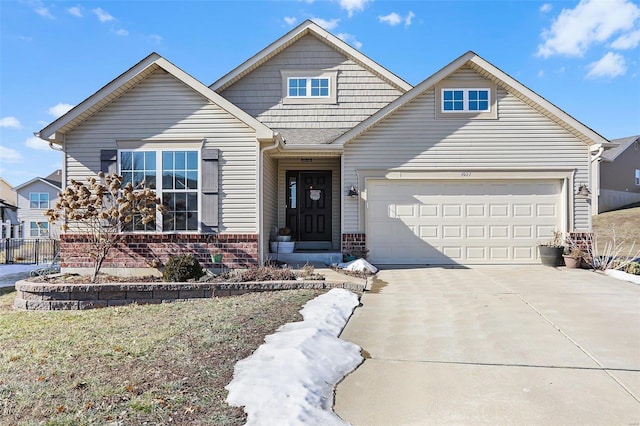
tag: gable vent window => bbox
[281,70,337,105]
[442,88,490,112]
[288,77,330,98]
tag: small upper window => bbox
[442,88,490,112]
[635,169,640,186]
[29,193,49,209]
[287,77,330,98]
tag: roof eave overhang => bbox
[38,53,275,145]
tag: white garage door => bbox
[366,179,563,265]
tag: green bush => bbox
[624,262,640,275]
[162,254,204,282]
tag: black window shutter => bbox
[100,149,117,175]
[201,148,219,233]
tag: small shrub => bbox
[162,254,204,282]
[625,262,640,275]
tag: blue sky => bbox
[1,0,639,189]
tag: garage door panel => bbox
[367,179,562,265]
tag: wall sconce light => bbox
[347,185,359,198]
[576,184,591,197]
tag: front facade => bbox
[14,171,62,239]
[594,135,640,214]
[38,21,609,273]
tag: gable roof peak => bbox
[209,20,411,93]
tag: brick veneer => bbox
[60,233,259,270]
[342,233,367,259]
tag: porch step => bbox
[267,251,343,268]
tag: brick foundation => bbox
[60,233,259,273]
[567,232,595,255]
[342,233,367,259]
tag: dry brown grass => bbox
[592,205,640,257]
[0,287,321,425]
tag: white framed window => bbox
[442,88,490,112]
[287,77,330,98]
[29,221,48,237]
[29,192,49,209]
[119,149,199,232]
[635,169,640,186]
[281,70,337,105]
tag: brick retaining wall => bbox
[342,233,367,259]
[14,280,365,311]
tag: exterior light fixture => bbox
[347,185,359,198]
[576,184,591,197]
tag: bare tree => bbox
[45,172,165,282]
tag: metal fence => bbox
[0,239,60,264]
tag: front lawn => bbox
[0,286,321,425]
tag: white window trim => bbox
[118,148,201,233]
[441,88,491,113]
[635,169,640,186]
[286,76,330,99]
[281,70,338,105]
[29,192,49,209]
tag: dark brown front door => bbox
[286,171,331,242]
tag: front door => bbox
[286,171,332,242]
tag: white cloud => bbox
[25,136,50,151]
[611,29,640,49]
[405,11,415,27]
[93,7,115,23]
[538,69,545,77]
[35,6,54,19]
[67,6,82,17]
[149,34,163,43]
[114,29,129,36]
[48,103,74,118]
[379,12,402,26]
[0,146,23,163]
[284,16,297,26]
[540,3,552,13]
[0,117,22,129]
[311,17,340,30]
[337,0,371,17]
[537,0,640,58]
[586,51,627,78]
[336,33,362,49]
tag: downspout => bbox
[589,144,605,219]
[258,133,282,266]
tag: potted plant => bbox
[276,227,292,242]
[538,231,564,267]
[562,247,583,269]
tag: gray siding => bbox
[262,150,279,257]
[64,69,259,233]
[601,146,640,193]
[277,157,341,249]
[16,181,60,238]
[343,69,590,233]
[219,35,403,143]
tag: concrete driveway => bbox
[334,266,640,425]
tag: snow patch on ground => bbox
[605,269,640,285]
[226,288,362,425]
[0,264,45,288]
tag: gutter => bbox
[258,133,283,266]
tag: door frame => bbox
[285,170,332,242]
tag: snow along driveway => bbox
[225,288,362,425]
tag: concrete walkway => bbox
[334,266,640,425]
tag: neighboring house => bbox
[14,170,62,239]
[0,177,17,205]
[36,20,609,274]
[592,135,640,214]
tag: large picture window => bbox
[119,149,199,232]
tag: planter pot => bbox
[538,246,564,267]
[270,241,295,253]
[563,255,581,269]
[276,235,292,242]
